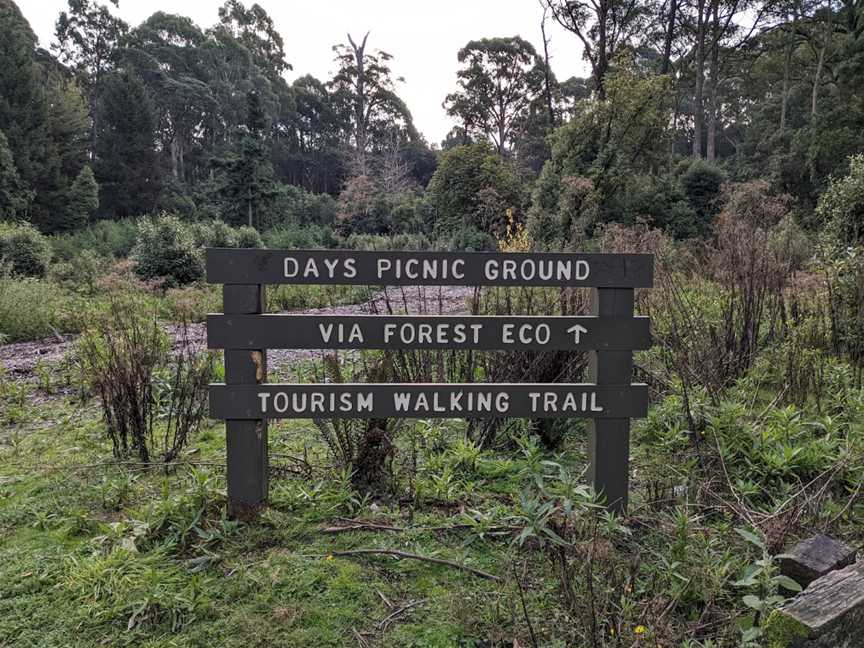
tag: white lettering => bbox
[323,258,339,278]
[343,258,357,278]
[258,392,271,412]
[283,257,299,278]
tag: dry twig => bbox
[328,549,502,581]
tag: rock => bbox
[780,534,857,587]
[765,561,864,647]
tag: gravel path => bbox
[0,286,476,381]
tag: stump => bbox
[780,534,857,587]
[764,561,864,647]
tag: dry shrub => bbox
[79,298,213,463]
[313,352,397,494]
[596,186,811,427]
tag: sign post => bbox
[205,249,653,517]
[222,284,268,519]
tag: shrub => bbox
[678,159,726,234]
[264,223,333,249]
[426,142,524,239]
[276,184,339,227]
[78,298,168,462]
[440,226,498,252]
[817,154,864,249]
[51,248,106,294]
[132,215,203,287]
[193,220,237,248]
[235,225,263,248]
[51,218,138,261]
[0,222,52,277]
[342,233,432,251]
[78,297,213,463]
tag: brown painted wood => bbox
[223,284,268,519]
[205,248,654,288]
[209,383,648,420]
[587,287,634,514]
[206,314,652,351]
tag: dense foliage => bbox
[2,1,864,646]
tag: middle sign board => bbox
[207,314,652,351]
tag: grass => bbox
[0,397,544,647]
[2,328,864,646]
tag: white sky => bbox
[21,0,589,144]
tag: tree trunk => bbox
[248,187,253,227]
[693,0,707,159]
[811,0,832,117]
[706,0,720,161]
[661,0,678,74]
[780,39,793,131]
[170,137,180,180]
[596,0,609,100]
[348,33,370,175]
[541,11,556,127]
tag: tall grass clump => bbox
[0,275,77,342]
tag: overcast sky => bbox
[21,0,589,144]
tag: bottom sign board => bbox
[209,383,648,420]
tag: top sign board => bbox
[206,249,653,288]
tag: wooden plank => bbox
[223,284,268,519]
[780,535,857,588]
[587,287,634,514]
[205,249,654,288]
[208,383,649,420]
[766,561,864,647]
[206,314,652,351]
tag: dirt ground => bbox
[0,286,476,381]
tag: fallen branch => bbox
[323,517,520,536]
[322,521,403,534]
[377,599,426,631]
[329,549,502,581]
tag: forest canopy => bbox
[0,0,860,244]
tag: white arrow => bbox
[566,324,588,345]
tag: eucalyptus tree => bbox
[53,0,128,154]
[444,36,546,155]
[329,32,418,176]
[541,0,655,99]
[123,13,215,185]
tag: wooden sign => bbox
[205,248,654,517]
[206,314,651,351]
[209,384,649,419]
[206,249,654,288]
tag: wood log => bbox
[780,534,857,587]
[765,561,864,647]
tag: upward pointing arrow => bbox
[566,324,588,345]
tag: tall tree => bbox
[330,33,417,175]
[444,37,546,155]
[0,131,31,219]
[124,13,215,185]
[210,91,280,228]
[542,0,652,99]
[216,0,290,79]
[95,71,161,216]
[275,74,347,194]
[0,0,91,232]
[53,0,128,155]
